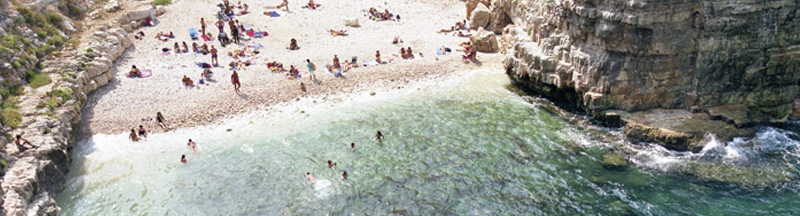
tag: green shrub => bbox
[48,88,72,102]
[28,74,51,88]
[3,96,18,109]
[0,159,8,170]
[59,2,84,19]
[1,35,18,49]
[36,30,48,38]
[1,107,21,128]
[154,0,172,6]
[44,12,63,26]
[19,8,48,28]
[47,35,64,47]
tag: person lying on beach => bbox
[392,36,403,44]
[138,125,148,138]
[277,0,289,11]
[455,31,472,37]
[156,112,170,130]
[14,134,34,152]
[134,31,145,40]
[328,29,347,36]
[307,0,319,9]
[202,68,214,80]
[267,61,286,72]
[456,20,467,30]
[127,65,142,78]
[187,139,198,152]
[287,38,299,50]
[154,32,170,41]
[182,75,195,88]
[129,129,140,142]
[239,3,249,15]
[382,9,392,19]
[437,26,455,34]
[173,42,181,55]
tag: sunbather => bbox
[174,42,180,55]
[288,38,299,50]
[437,26,455,34]
[134,31,145,40]
[202,68,214,80]
[375,50,382,63]
[406,47,414,59]
[267,61,285,72]
[307,0,319,9]
[289,65,301,79]
[278,0,289,11]
[328,29,347,36]
[192,42,199,53]
[182,75,195,88]
[127,65,142,78]
[455,31,472,37]
[400,48,407,59]
[182,42,189,53]
[392,36,403,44]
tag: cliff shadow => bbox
[72,45,138,143]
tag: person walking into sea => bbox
[231,70,241,93]
[306,59,316,80]
[210,46,219,66]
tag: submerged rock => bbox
[601,152,628,170]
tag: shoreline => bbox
[77,55,503,140]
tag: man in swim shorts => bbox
[231,70,241,93]
[210,46,219,65]
[306,59,316,80]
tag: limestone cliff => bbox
[499,0,800,128]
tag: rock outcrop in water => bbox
[496,0,800,150]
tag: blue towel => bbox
[189,28,198,39]
[269,11,281,17]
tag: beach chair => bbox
[189,28,198,40]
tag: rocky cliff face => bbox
[500,0,800,127]
[0,2,163,214]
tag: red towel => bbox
[201,34,211,41]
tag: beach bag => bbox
[310,63,316,71]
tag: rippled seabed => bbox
[57,70,800,215]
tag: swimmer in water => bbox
[181,154,187,163]
[341,171,348,180]
[306,172,316,185]
[350,142,356,152]
[187,139,198,152]
[327,160,337,169]
[375,130,384,142]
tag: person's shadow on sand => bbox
[236,91,248,99]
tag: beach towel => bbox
[197,62,212,68]
[140,69,152,78]
[362,60,380,66]
[267,11,281,17]
[202,34,212,41]
[248,43,264,50]
[254,31,265,38]
[244,24,252,32]
[246,30,255,37]
[189,28,198,40]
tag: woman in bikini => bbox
[173,42,180,55]
[138,125,148,138]
[156,112,170,130]
[181,42,189,53]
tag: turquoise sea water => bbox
[57,69,800,215]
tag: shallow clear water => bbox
[57,69,800,215]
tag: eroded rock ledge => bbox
[1,6,164,215]
[495,0,800,150]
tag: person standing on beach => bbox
[215,18,225,34]
[200,18,207,35]
[231,20,240,43]
[231,70,241,93]
[333,55,340,69]
[306,59,316,80]
[210,46,218,65]
[156,112,170,130]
